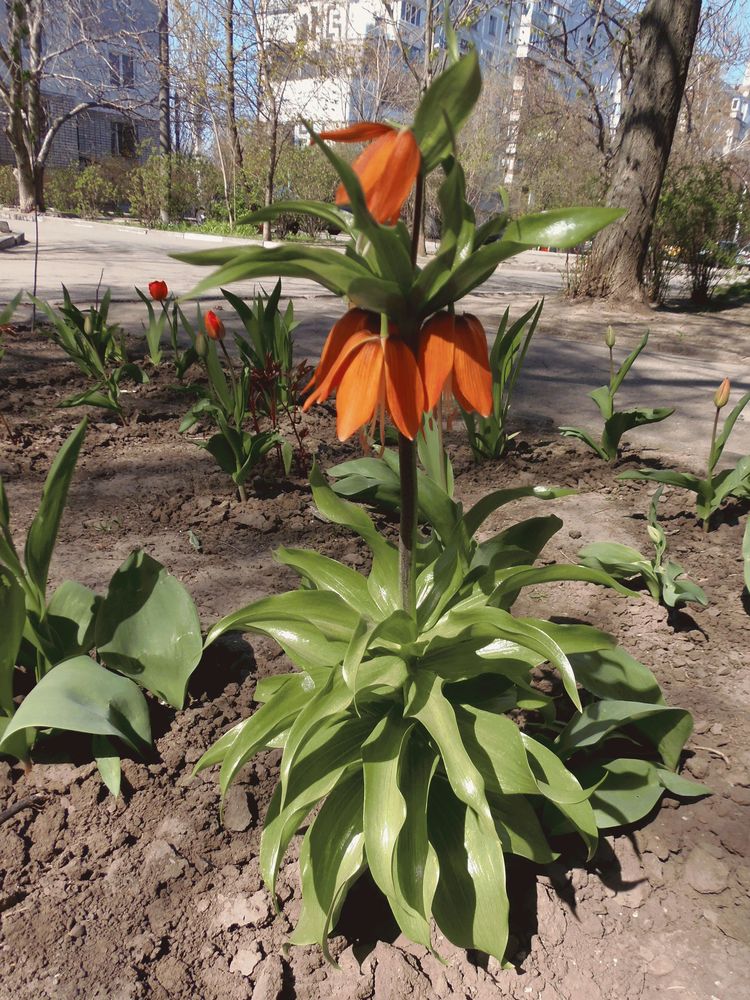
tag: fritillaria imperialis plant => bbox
[183,48,706,963]
[0,421,203,794]
[560,329,674,461]
[620,378,750,529]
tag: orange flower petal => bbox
[334,130,397,209]
[304,328,378,409]
[384,338,425,440]
[418,312,456,412]
[319,122,394,143]
[304,309,373,393]
[453,315,493,417]
[367,129,421,225]
[335,339,384,440]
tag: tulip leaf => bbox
[428,775,509,962]
[95,551,202,710]
[289,773,366,963]
[0,655,151,753]
[44,580,101,662]
[92,734,122,797]
[24,419,87,598]
[413,51,482,172]
[0,566,25,715]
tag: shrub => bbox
[129,153,223,225]
[0,165,18,207]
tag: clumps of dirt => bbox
[1,326,749,1000]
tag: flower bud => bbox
[646,524,662,546]
[604,325,616,349]
[83,314,94,336]
[713,377,730,409]
[205,310,225,341]
[195,332,208,359]
[149,280,169,301]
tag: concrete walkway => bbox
[1,214,748,466]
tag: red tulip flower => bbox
[304,308,425,442]
[418,312,493,416]
[317,123,421,226]
[205,310,225,341]
[149,280,169,301]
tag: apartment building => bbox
[0,0,159,169]
[264,0,622,188]
[724,63,750,157]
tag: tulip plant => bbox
[0,421,203,794]
[137,280,198,377]
[463,300,542,461]
[32,287,147,416]
[181,44,705,963]
[560,329,674,461]
[620,379,750,529]
[578,487,707,610]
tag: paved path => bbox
[1,215,748,465]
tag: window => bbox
[488,14,497,35]
[731,97,740,111]
[109,52,135,88]
[401,2,422,27]
[111,120,137,158]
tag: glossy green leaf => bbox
[393,735,439,949]
[214,673,315,794]
[93,734,121,797]
[428,776,509,961]
[275,547,378,618]
[569,647,664,705]
[556,699,692,770]
[655,765,710,799]
[501,207,625,253]
[464,485,575,539]
[24,419,87,597]
[95,550,202,709]
[0,566,25,715]
[413,51,482,171]
[262,710,370,897]
[206,588,357,651]
[580,758,663,829]
[0,655,151,752]
[176,244,404,316]
[455,704,538,796]
[362,713,414,915]
[489,792,556,864]
[238,199,351,234]
[711,390,750,468]
[490,563,636,607]
[289,773,366,963]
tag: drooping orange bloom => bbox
[317,123,421,225]
[149,280,169,301]
[304,309,425,442]
[418,312,493,417]
[205,310,225,341]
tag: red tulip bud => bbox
[149,280,169,301]
[714,378,730,409]
[205,310,225,341]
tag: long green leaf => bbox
[413,51,482,171]
[275,547,378,618]
[0,566,25,714]
[428,776,509,961]
[289,773,366,963]
[24,419,87,598]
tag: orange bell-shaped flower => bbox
[418,312,493,417]
[318,122,421,226]
[304,309,425,442]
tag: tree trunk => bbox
[158,0,172,224]
[225,0,244,187]
[262,117,278,243]
[575,0,701,302]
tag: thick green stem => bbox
[609,346,614,387]
[398,432,418,615]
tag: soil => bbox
[1,326,749,1000]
